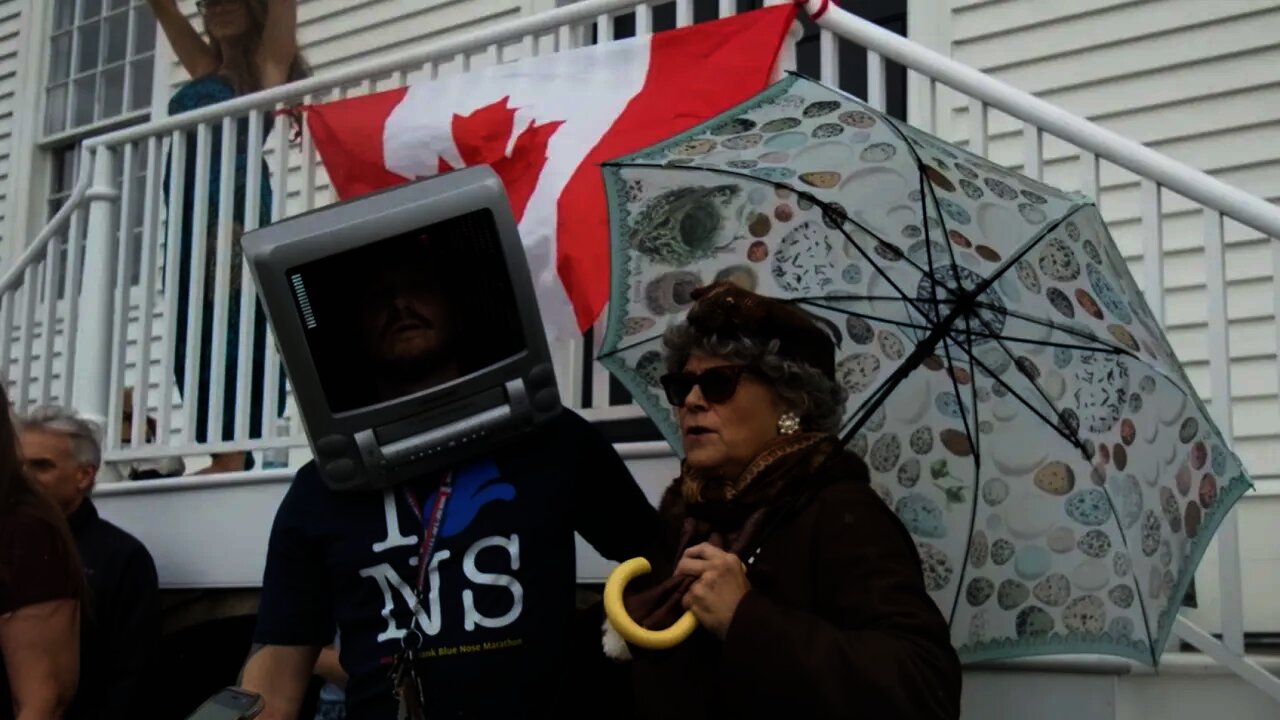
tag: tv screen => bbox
[287,208,527,414]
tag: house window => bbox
[46,0,157,137]
[47,145,150,294]
[44,0,158,291]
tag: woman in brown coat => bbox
[608,282,961,719]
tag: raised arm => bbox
[146,0,218,78]
[240,644,321,720]
[256,0,300,89]
[0,599,80,720]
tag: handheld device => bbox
[185,687,264,720]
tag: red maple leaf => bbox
[438,96,564,222]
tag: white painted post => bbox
[968,98,987,158]
[1203,208,1245,658]
[71,146,121,430]
[1140,180,1164,326]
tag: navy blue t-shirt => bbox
[253,410,657,719]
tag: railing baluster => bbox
[590,323,611,410]
[968,98,987,158]
[106,142,138,451]
[131,136,162,449]
[159,130,187,443]
[236,110,266,442]
[819,30,839,86]
[1080,150,1100,204]
[596,13,611,42]
[919,75,938,135]
[207,116,239,451]
[718,0,736,17]
[38,232,62,406]
[1203,208,1245,658]
[301,95,318,212]
[182,124,214,445]
[562,334,585,410]
[1140,180,1164,327]
[675,0,693,27]
[522,32,537,61]
[0,288,14,384]
[16,264,38,410]
[262,108,291,439]
[1022,123,1043,181]
[1274,237,1280,462]
[61,202,86,408]
[635,2,651,36]
[866,50,886,111]
[71,145,119,430]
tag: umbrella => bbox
[596,73,1251,664]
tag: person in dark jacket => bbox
[608,282,962,719]
[19,407,162,720]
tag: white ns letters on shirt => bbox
[462,534,524,631]
[361,488,525,642]
[360,551,450,643]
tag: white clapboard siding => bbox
[0,0,24,253]
[942,0,1280,482]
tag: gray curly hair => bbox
[663,324,848,435]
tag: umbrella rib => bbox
[938,326,985,629]
[977,203,1092,299]
[1105,498,1161,667]
[797,298,945,335]
[948,334,1089,455]
[949,325,1125,356]
[883,112,968,300]
[957,302,1082,449]
[967,300,1147,361]
[930,282,986,630]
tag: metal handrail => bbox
[804,0,1280,239]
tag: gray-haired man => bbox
[19,407,161,720]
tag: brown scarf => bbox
[622,432,838,634]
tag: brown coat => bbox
[629,448,962,720]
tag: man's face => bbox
[20,429,95,514]
[356,264,454,368]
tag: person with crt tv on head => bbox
[239,231,659,719]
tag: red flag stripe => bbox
[306,87,412,198]
[555,4,797,331]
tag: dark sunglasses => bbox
[659,365,757,407]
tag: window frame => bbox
[41,0,158,146]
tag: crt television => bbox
[242,165,562,492]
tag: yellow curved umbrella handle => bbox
[603,556,699,650]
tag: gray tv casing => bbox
[241,165,562,492]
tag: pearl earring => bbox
[777,412,801,436]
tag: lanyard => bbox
[400,472,453,594]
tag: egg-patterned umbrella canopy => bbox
[597,73,1251,665]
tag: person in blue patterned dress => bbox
[149,0,309,473]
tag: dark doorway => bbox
[586,0,910,441]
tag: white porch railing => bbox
[2,0,1278,702]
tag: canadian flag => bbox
[304,5,797,339]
